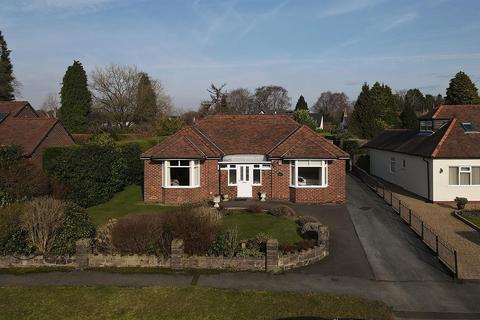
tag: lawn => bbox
[222,213,302,244]
[465,216,480,228]
[0,286,393,320]
[87,185,173,226]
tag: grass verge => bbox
[222,213,302,244]
[0,286,393,320]
[87,185,173,226]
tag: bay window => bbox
[449,166,480,185]
[290,160,328,187]
[164,160,200,187]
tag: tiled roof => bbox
[0,101,32,117]
[143,115,348,160]
[366,105,480,158]
[0,118,59,156]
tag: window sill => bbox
[448,185,480,187]
[289,185,329,189]
[163,186,200,189]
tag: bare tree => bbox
[41,92,60,118]
[312,91,351,123]
[198,83,228,115]
[227,88,253,114]
[89,64,172,129]
[253,86,291,114]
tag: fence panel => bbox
[422,224,437,253]
[399,203,410,224]
[383,190,392,205]
[391,196,400,213]
[376,186,384,198]
[438,240,458,276]
[410,212,423,237]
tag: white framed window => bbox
[228,165,237,186]
[253,164,261,185]
[449,166,480,186]
[390,157,396,173]
[289,160,328,188]
[420,121,433,131]
[163,160,200,188]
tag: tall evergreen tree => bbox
[135,72,157,124]
[294,95,308,111]
[60,61,92,133]
[0,30,15,101]
[350,82,398,138]
[445,71,480,105]
[400,104,419,130]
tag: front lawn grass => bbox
[0,286,393,320]
[87,185,173,226]
[465,216,480,228]
[222,213,302,244]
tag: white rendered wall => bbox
[432,159,480,202]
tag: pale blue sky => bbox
[1,0,480,110]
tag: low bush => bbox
[296,215,319,227]
[207,227,238,257]
[279,239,316,253]
[247,203,264,213]
[50,203,96,256]
[110,205,222,256]
[95,219,117,254]
[0,204,33,256]
[270,205,296,218]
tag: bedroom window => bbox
[449,166,480,185]
[164,160,200,187]
[290,160,328,187]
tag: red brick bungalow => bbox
[0,101,74,166]
[142,115,349,204]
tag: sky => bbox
[1,0,480,111]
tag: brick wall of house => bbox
[271,160,291,201]
[32,122,74,167]
[289,160,346,203]
[220,169,271,200]
[144,159,219,204]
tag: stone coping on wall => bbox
[0,225,330,272]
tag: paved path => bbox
[2,175,480,319]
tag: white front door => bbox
[237,165,253,198]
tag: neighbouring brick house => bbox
[0,101,74,166]
[142,115,349,204]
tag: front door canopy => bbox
[221,154,267,163]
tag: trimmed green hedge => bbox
[43,143,143,208]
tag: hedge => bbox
[43,142,143,208]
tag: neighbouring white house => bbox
[364,105,480,203]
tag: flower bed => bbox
[454,210,480,231]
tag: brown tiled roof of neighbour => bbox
[0,101,33,117]
[367,105,480,158]
[0,118,59,156]
[143,115,349,160]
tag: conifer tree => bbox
[135,72,157,124]
[0,30,15,101]
[60,61,92,133]
[400,104,419,130]
[294,95,308,111]
[445,71,480,105]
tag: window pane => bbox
[170,168,190,186]
[473,167,480,185]
[298,167,321,186]
[253,169,261,184]
[229,169,237,185]
[290,163,295,185]
[179,160,189,166]
[220,164,227,169]
[245,166,249,180]
[449,167,459,185]
[192,165,199,186]
[460,172,471,185]
[170,160,179,166]
[254,164,260,168]
[390,158,396,173]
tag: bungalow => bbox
[142,115,349,204]
[0,101,74,166]
[365,105,480,203]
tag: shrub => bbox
[50,203,96,256]
[43,142,142,208]
[236,247,263,258]
[21,197,66,254]
[0,203,33,256]
[111,205,222,256]
[111,214,167,255]
[95,219,117,254]
[247,203,264,213]
[207,227,239,257]
[296,215,319,227]
[155,117,184,136]
[455,197,468,209]
[343,139,360,155]
[0,145,49,204]
[270,205,296,218]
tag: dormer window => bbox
[420,120,433,131]
[461,122,479,133]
